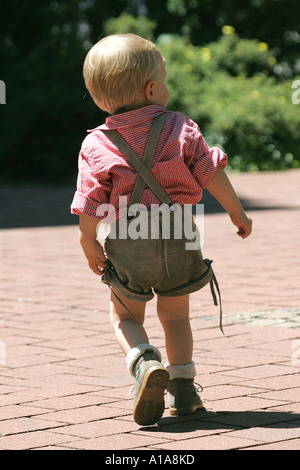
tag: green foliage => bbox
[104,13,156,40]
[205,33,275,78]
[0,2,299,184]
[158,32,300,171]
[161,0,300,76]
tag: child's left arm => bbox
[206,167,252,239]
[79,214,108,275]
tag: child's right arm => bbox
[206,167,252,239]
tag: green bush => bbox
[158,31,300,171]
[104,13,156,40]
[1,11,299,185]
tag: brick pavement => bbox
[0,169,299,450]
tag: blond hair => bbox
[83,33,165,114]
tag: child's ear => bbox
[145,80,155,102]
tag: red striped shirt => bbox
[71,105,227,219]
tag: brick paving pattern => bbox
[0,169,299,450]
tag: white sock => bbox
[164,361,196,380]
[126,343,162,376]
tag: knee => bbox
[157,295,189,324]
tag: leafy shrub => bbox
[158,31,300,171]
[1,11,299,185]
[104,13,156,40]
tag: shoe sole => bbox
[169,400,204,416]
[133,366,169,426]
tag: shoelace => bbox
[128,384,136,396]
[193,382,204,393]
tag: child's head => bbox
[83,33,168,114]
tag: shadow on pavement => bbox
[141,410,300,432]
[0,185,296,229]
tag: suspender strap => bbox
[129,113,167,206]
[102,113,172,206]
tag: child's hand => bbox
[80,238,108,275]
[79,214,108,275]
[230,210,252,239]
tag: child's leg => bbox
[110,291,169,426]
[110,291,148,355]
[156,294,193,365]
[157,294,203,415]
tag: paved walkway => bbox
[0,169,299,451]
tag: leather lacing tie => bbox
[102,262,224,335]
[209,268,224,335]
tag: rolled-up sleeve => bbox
[71,145,111,219]
[184,120,227,189]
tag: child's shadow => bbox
[140,409,300,433]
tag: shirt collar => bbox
[87,105,167,132]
